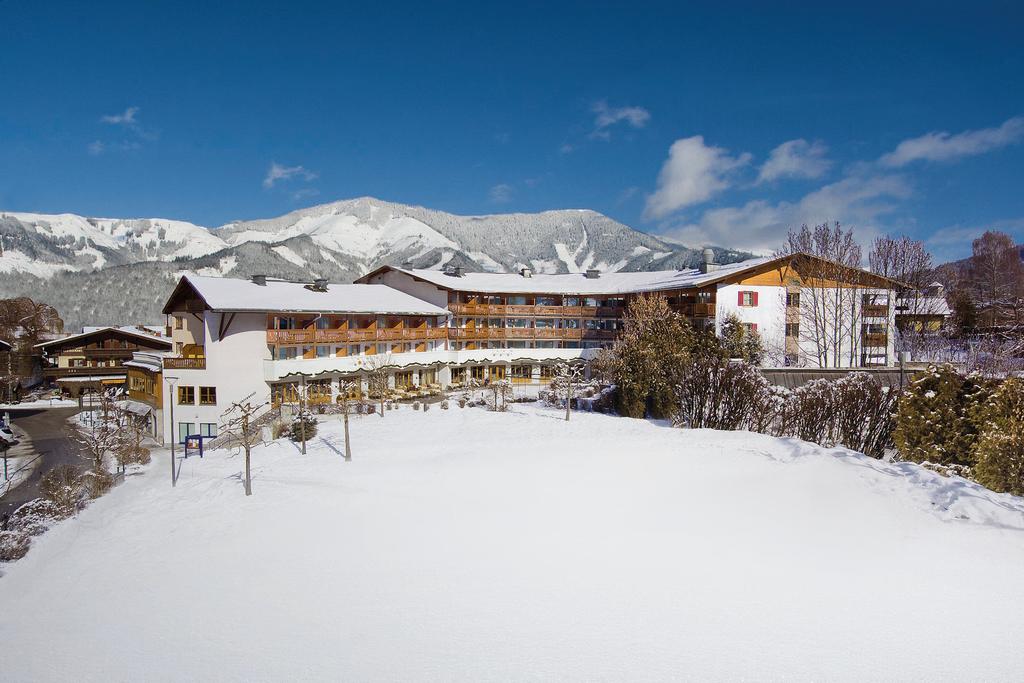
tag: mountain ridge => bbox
[0,197,754,329]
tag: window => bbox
[178,422,195,444]
[315,317,330,330]
[470,366,485,381]
[275,316,297,330]
[534,318,554,328]
[349,345,361,356]
[199,386,216,405]
[539,365,555,379]
[583,297,599,307]
[785,323,800,338]
[562,318,580,329]
[536,297,556,307]
[395,371,414,388]
[451,367,466,384]
[564,297,579,307]
[178,386,195,405]
[174,316,183,330]
[738,291,758,307]
[316,345,331,358]
[200,423,218,438]
[742,323,759,333]
[508,295,528,305]
[786,292,800,307]
[278,346,298,360]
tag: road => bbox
[0,407,85,518]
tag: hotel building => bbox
[154,252,900,444]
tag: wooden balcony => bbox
[861,333,888,347]
[164,357,206,370]
[862,304,889,318]
[43,365,126,377]
[449,327,616,341]
[672,303,716,317]
[267,328,446,344]
[449,303,590,317]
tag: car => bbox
[0,425,15,444]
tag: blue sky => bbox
[1,1,1022,261]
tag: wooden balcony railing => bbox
[672,303,716,317]
[861,333,888,347]
[862,305,889,318]
[267,328,446,344]
[449,327,617,341]
[163,357,207,370]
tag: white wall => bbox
[715,283,788,364]
[366,270,450,309]
[161,312,270,445]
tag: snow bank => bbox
[1,406,1022,681]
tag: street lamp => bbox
[165,375,179,487]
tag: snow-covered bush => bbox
[440,399,449,410]
[7,498,64,536]
[830,373,898,459]
[83,469,114,499]
[893,364,991,466]
[0,530,30,562]
[971,378,1024,495]
[675,357,773,431]
[39,464,86,516]
[287,411,318,442]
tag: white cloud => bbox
[643,136,752,219]
[591,100,650,140]
[291,188,321,202]
[489,183,514,203]
[100,106,139,126]
[659,174,911,255]
[87,140,105,156]
[880,116,1024,167]
[558,143,575,155]
[263,162,318,189]
[757,139,831,183]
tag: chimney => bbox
[584,269,601,279]
[445,266,464,278]
[313,278,329,291]
[520,267,532,278]
[251,274,267,286]
[699,248,719,274]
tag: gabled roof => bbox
[359,253,903,295]
[0,339,11,352]
[162,274,450,316]
[35,326,173,351]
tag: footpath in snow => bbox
[1,404,1023,682]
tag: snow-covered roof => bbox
[375,258,776,295]
[36,326,173,350]
[83,325,165,337]
[56,375,127,383]
[124,350,170,373]
[166,274,450,316]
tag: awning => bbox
[56,375,127,383]
[117,399,154,417]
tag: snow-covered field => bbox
[2,405,1024,681]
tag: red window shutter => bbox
[752,323,758,331]
[737,291,744,306]
[752,292,759,306]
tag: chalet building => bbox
[153,255,899,445]
[35,326,172,397]
[159,274,450,445]
[124,350,169,441]
[895,282,951,333]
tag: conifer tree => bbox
[893,364,991,466]
[610,293,693,419]
[971,378,1024,495]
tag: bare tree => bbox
[74,393,123,474]
[487,379,514,412]
[365,354,393,418]
[967,230,1023,327]
[868,235,942,358]
[113,408,151,473]
[219,394,267,496]
[552,361,584,420]
[337,378,359,461]
[778,223,864,368]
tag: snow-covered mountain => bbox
[0,198,753,329]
